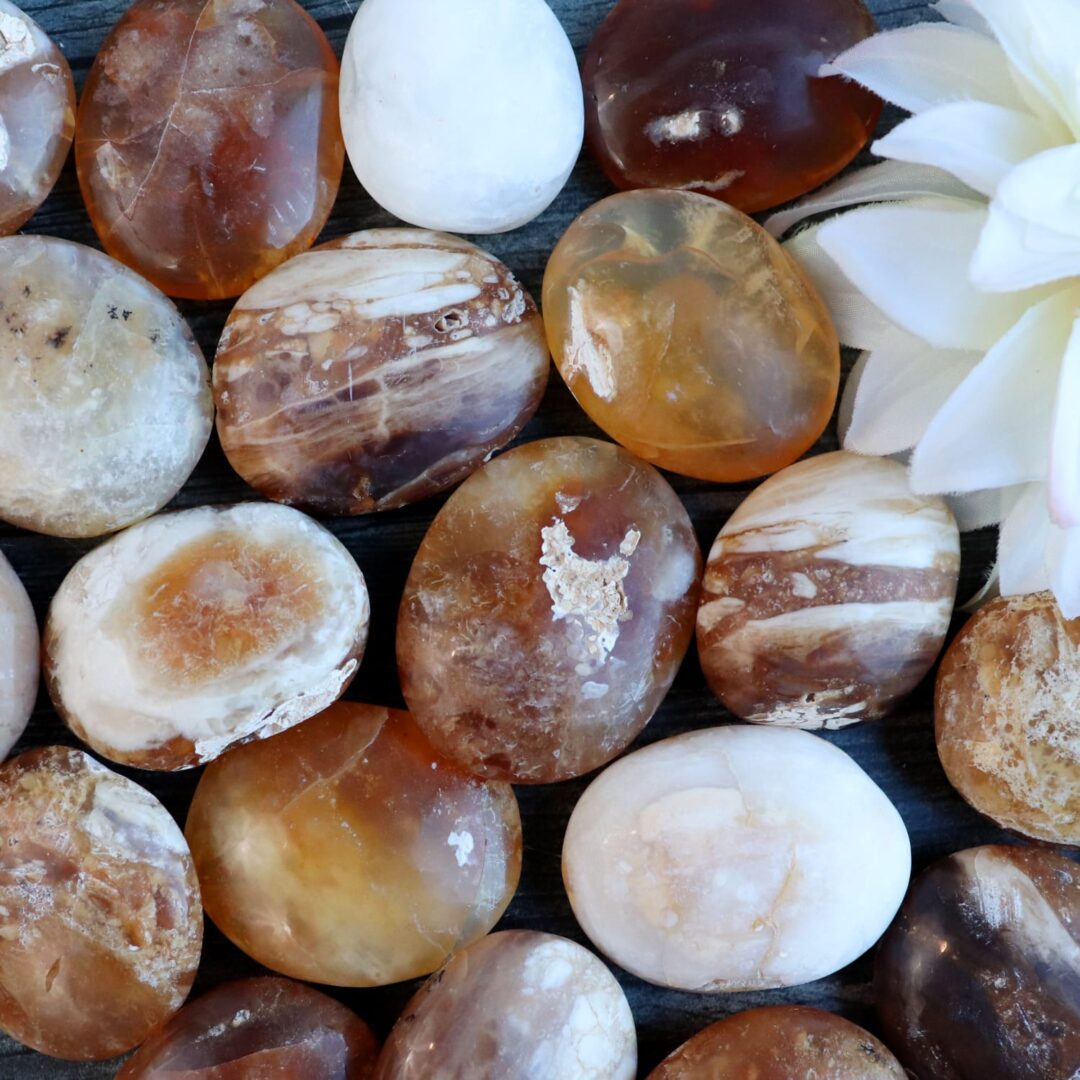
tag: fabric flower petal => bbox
[873,102,1060,197]
[1046,522,1080,619]
[842,325,980,455]
[948,486,1026,531]
[932,0,992,35]
[910,288,1078,494]
[816,199,1046,351]
[961,563,1000,613]
[1049,314,1080,528]
[998,483,1052,596]
[821,24,1029,114]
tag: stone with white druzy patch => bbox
[562,726,911,992]
[398,436,701,784]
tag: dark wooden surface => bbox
[0,0,1057,1076]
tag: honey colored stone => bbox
[186,702,522,987]
[0,551,35,758]
[875,846,1080,1080]
[648,1006,905,1079]
[542,191,840,483]
[563,726,911,992]
[0,235,212,538]
[936,592,1080,846]
[0,746,202,1060]
[698,452,960,729]
[214,229,549,514]
[582,0,881,214]
[45,503,369,771]
[118,976,380,1079]
[0,1,74,233]
[398,436,701,784]
[375,931,636,1080]
[76,0,343,301]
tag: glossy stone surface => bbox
[186,702,522,987]
[398,436,701,783]
[215,229,549,514]
[340,0,583,233]
[375,931,636,1080]
[45,503,369,771]
[0,747,201,1060]
[542,191,839,482]
[0,0,74,233]
[698,452,959,729]
[0,551,35,759]
[582,0,881,213]
[0,235,212,538]
[876,845,1080,1080]
[563,726,910,992]
[118,976,380,1079]
[936,593,1080,846]
[648,1006,905,1079]
[76,0,343,301]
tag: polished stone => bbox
[398,436,701,783]
[215,229,549,514]
[0,551,35,759]
[543,190,839,482]
[45,503,369,770]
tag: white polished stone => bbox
[0,551,36,758]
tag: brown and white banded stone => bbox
[0,550,35,759]
[45,503,369,771]
[214,229,549,514]
[697,451,959,729]
[936,592,1080,846]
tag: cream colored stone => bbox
[0,550,35,758]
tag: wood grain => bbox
[0,1,1060,1076]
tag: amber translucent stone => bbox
[186,702,522,987]
[214,229,549,514]
[118,976,380,1079]
[0,747,202,1060]
[0,1,75,233]
[936,592,1080,846]
[398,436,701,783]
[649,1006,905,1079]
[875,846,1080,1080]
[75,0,343,301]
[543,191,839,483]
[582,0,881,213]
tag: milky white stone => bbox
[0,551,36,758]
[340,0,584,233]
[562,726,911,992]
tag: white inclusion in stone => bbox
[448,830,475,867]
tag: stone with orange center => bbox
[185,702,522,987]
[75,0,343,301]
[44,502,369,771]
[117,976,379,1079]
[0,0,75,234]
[398,436,701,783]
[542,190,840,483]
[0,746,202,1060]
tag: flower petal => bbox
[816,199,1044,351]
[1046,523,1080,619]
[1049,313,1080,528]
[842,325,980,455]
[873,102,1060,197]
[998,483,1052,596]
[971,145,1080,291]
[948,485,1026,531]
[932,0,992,35]
[961,563,1000,613]
[764,160,979,238]
[821,24,1029,115]
[910,288,1079,494]
[783,225,895,351]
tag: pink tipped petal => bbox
[764,160,980,238]
[1049,314,1080,528]
[873,102,1060,197]
[821,24,1028,114]
[948,485,1026,532]
[998,483,1053,596]
[843,326,980,455]
[932,0,993,35]
[784,226,896,351]
[910,288,1078,494]
[1047,524,1080,619]
[816,200,1046,351]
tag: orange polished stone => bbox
[0,747,202,1061]
[75,0,343,301]
[543,191,840,483]
[118,976,380,1079]
[186,702,522,987]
